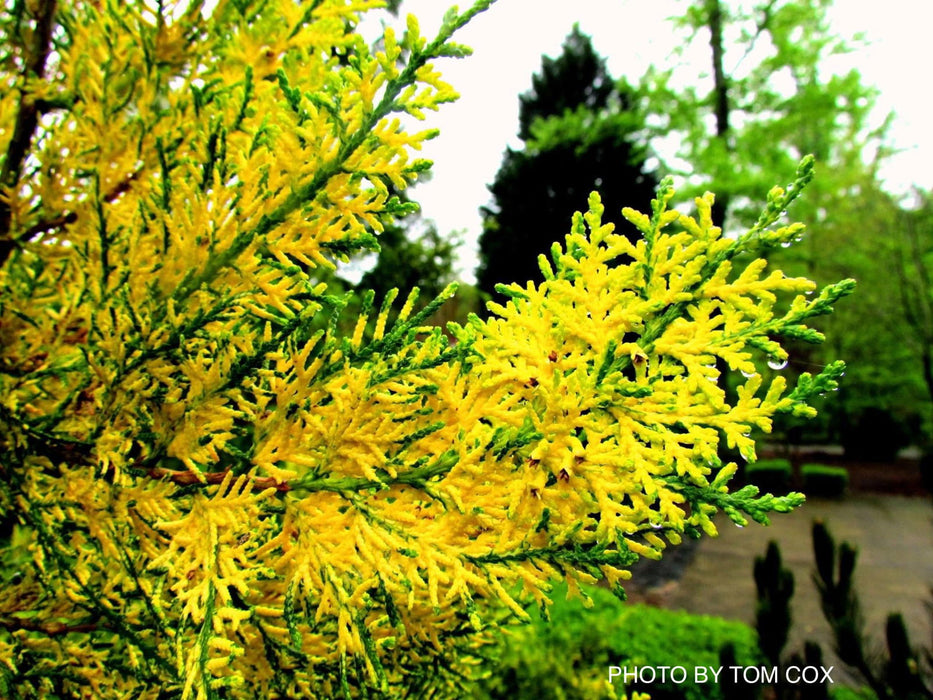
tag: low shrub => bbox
[745,459,793,495]
[473,583,763,700]
[801,464,849,498]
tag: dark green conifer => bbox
[476,26,657,303]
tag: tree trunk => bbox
[706,0,732,229]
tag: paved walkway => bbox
[643,495,933,686]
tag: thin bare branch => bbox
[0,0,59,266]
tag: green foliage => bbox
[828,688,878,700]
[351,213,460,322]
[772,182,929,452]
[747,459,792,472]
[516,24,614,143]
[0,0,855,695]
[471,582,762,700]
[807,187,933,449]
[800,464,848,498]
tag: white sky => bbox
[364,0,933,284]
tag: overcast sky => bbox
[361,1,932,283]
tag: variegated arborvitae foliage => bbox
[0,1,852,698]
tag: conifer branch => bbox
[0,1,852,694]
[145,467,290,492]
[23,504,177,679]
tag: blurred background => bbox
[345,2,933,697]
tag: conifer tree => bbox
[353,205,458,315]
[476,25,658,302]
[0,1,852,697]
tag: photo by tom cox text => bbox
[608,665,836,686]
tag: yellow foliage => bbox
[0,0,852,698]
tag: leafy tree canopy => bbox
[642,0,887,228]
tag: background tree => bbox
[785,180,932,456]
[476,25,658,303]
[894,191,933,431]
[642,0,884,230]
[640,0,933,452]
[354,216,458,307]
[326,183,464,332]
[813,186,933,454]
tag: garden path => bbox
[637,494,933,688]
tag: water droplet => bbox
[780,240,792,248]
[735,522,745,528]
[650,523,663,530]
[767,358,788,371]
[740,369,757,379]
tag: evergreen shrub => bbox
[0,0,852,696]
[828,688,878,700]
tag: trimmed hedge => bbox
[472,583,763,700]
[801,464,849,498]
[745,458,792,495]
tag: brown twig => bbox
[0,0,59,267]
[147,467,291,492]
[0,616,99,636]
[21,210,79,241]
[16,169,142,246]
